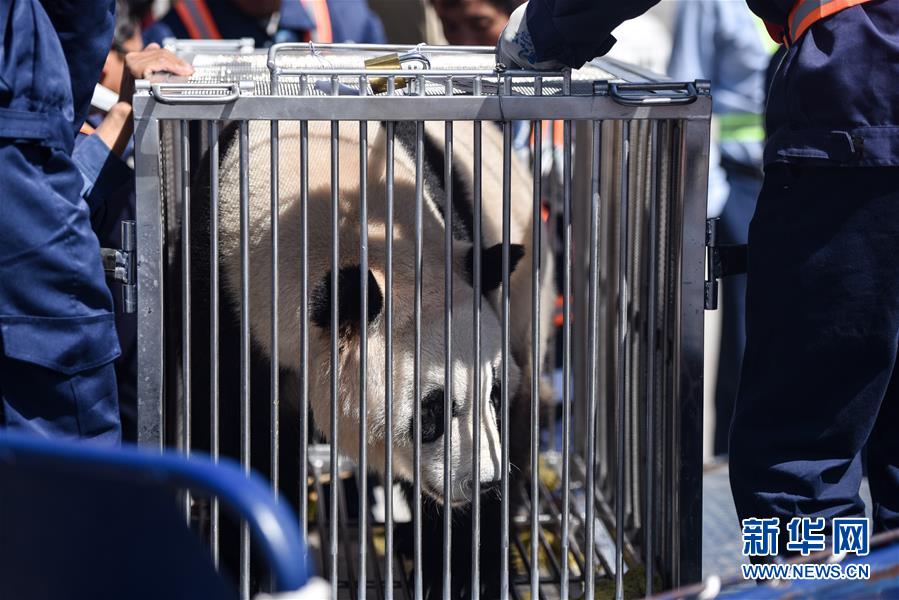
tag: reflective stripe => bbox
[787,0,872,43]
[174,0,222,40]
[718,112,765,143]
[300,0,333,43]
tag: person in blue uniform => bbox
[143,0,386,47]
[498,0,899,539]
[73,1,193,441]
[667,1,772,458]
[0,0,121,443]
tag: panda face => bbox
[307,244,524,508]
[396,290,520,507]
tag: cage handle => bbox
[149,82,241,105]
[607,81,699,106]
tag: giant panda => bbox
[191,116,555,596]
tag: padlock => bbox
[365,53,407,94]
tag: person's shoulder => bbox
[325,0,386,43]
[142,10,187,47]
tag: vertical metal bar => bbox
[644,122,660,596]
[208,120,221,567]
[329,74,341,600]
[530,77,543,600]
[133,110,164,448]
[471,75,483,600]
[443,76,454,600]
[358,76,370,600]
[614,121,631,600]
[500,74,512,600]
[677,116,711,587]
[560,73,573,600]
[585,120,602,600]
[271,119,280,496]
[413,74,425,600]
[180,119,192,471]
[384,93,396,600]
[299,74,310,558]
[238,120,251,600]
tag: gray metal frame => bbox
[133,42,711,600]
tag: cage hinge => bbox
[101,220,137,314]
[705,218,748,310]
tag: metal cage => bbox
[133,41,711,600]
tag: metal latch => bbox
[705,218,748,310]
[101,221,136,314]
[365,48,431,94]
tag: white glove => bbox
[495,3,567,71]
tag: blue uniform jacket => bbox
[143,0,386,47]
[0,0,120,375]
[526,0,899,167]
[0,0,114,152]
[73,114,138,421]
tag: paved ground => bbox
[702,463,742,577]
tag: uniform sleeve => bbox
[525,0,661,67]
[72,133,134,217]
[142,21,177,48]
[41,1,116,138]
[362,10,387,44]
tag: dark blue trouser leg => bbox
[867,362,899,532]
[714,168,762,456]
[0,142,121,444]
[0,353,121,445]
[729,165,899,533]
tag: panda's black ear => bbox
[464,243,525,293]
[310,266,384,334]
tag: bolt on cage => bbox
[133,41,711,600]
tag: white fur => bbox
[215,119,553,505]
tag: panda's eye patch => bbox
[418,388,458,444]
[490,368,501,412]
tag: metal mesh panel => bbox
[133,42,711,600]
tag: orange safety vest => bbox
[764,0,872,46]
[173,0,221,39]
[173,0,333,43]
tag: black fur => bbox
[465,243,526,293]
[392,122,474,243]
[418,388,462,444]
[309,266,383,334]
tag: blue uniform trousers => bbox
[0,141,121,444]
[729,165,899,535]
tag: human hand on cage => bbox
[118,43,194,106]
[495,3,567,71]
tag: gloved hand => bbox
[495,3,567,70]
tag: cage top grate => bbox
[179,48,614,98]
